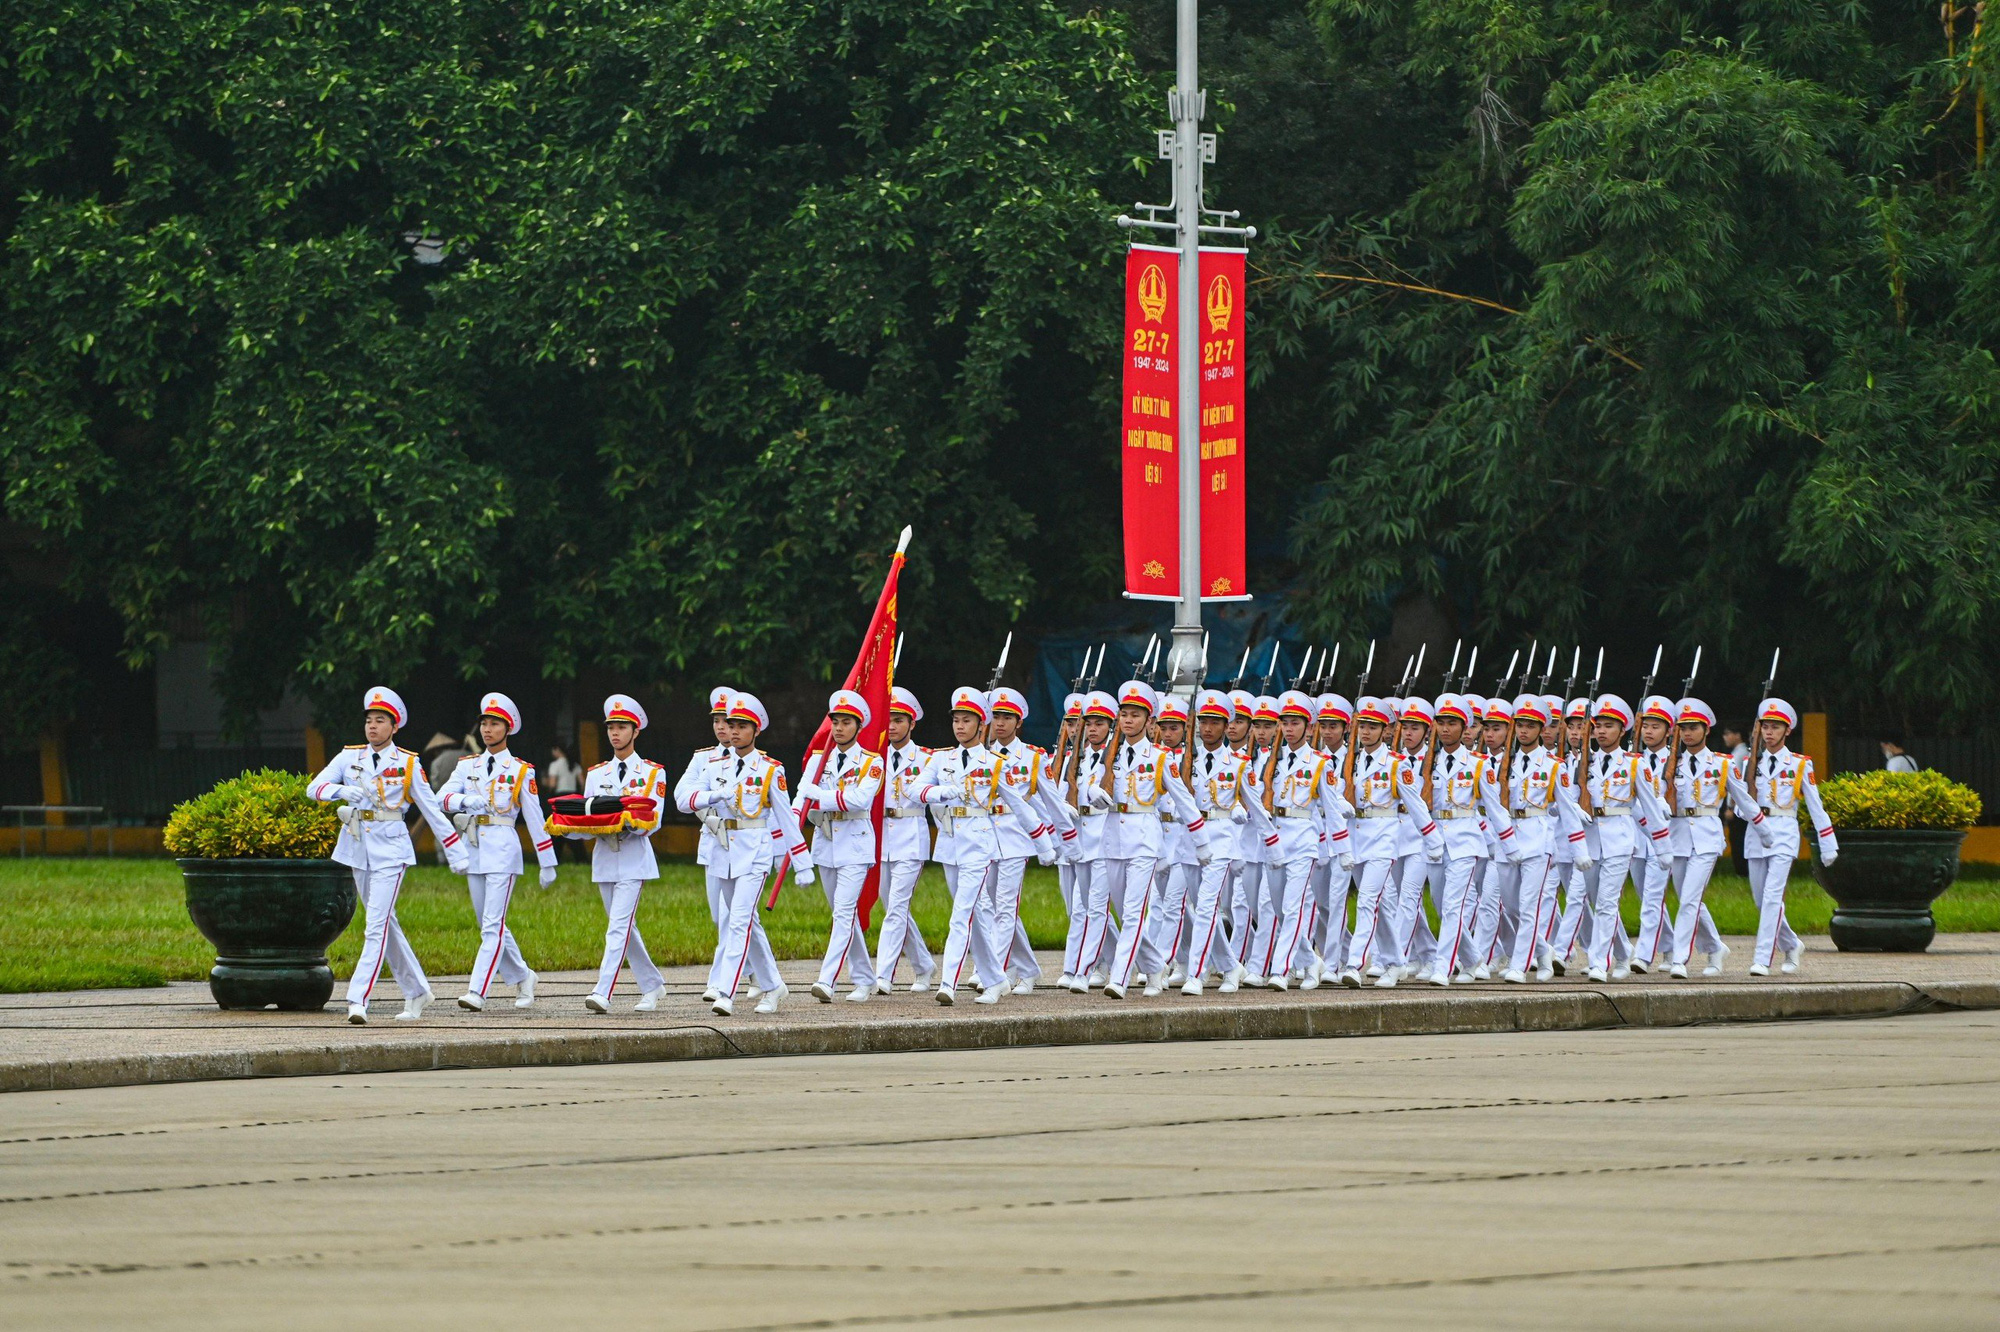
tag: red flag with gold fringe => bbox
[763,528,906,928]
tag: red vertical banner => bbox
[1197,247,1248,600]
[1122,244,1180,599]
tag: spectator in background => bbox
[1721,724,1752,877]
[547,744,583,861]
[424,732,467,790]
[1881,730,1920,773]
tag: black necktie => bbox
[618,760,627,783]
[1124,745,1134,766]
[837,751,847,776]
[487,756,495,775]
[1204,753,1213,775]
[372,751,380,770]
[735,757,744,776]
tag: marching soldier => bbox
[1548,697,1596,976]
[1336,697,1440,988]
[1231,695,1281,977]
[1421,693,1518,986]
[1739,697,1840,976]
[309,686,467,1024]
[984,687,1064,994]
[1629,695,1730,973]
[1242,690,1352,989]
[1575,695,1674,982]
[1305,693,1352,985]
[872,687,939,991]
[574,694,672,1013]
[1080,681,1210,998]
[689,693,813,1015]
[1059,691,1119,990]
[675,686,737,938]
[1139,693,1202,994]
[798,690,884,1003]
[1378,697,1446,986]
[437,692,558,1011]
[1665,697,1753,977]
[1179,688,1251,994]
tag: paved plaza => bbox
[4,1010,1997,1328]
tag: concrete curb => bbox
[6,978,1996,1094]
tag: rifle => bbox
[1494,649,1519,701]
[1460,645,1478,694]
[979,631,1011,746]
[1288,646,1315,692]
[1631,644,1662,752]
[1227,643,1252,692]
[1443,639,1462,694]
[1665,646,1702,819]
[1257,638,1282,696]
[1309,643,1342,747]
[1051,644,1099,801]
[1577,646,1604,816]
[1761,647,1781,701]
[1535,644,1554,696]
[1342,639,1376,802]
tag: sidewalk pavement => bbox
[5,934,1997,1094]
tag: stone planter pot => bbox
[1810,828,1966,953]
[180,858,356,1010]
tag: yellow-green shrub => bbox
[163,769,340,858]
[1818,770,1983,831]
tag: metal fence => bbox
[65,747,309,822]
[1832,734,2000,820]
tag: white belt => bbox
[947,805,999,819]
[1512,807,1550,819]
[719,817,770,831]
[1356,808,1399,820]
[1680,808,1722,819]
[884,808,925,819]
[352,810,404,822]
[1435,806,1481,820]
[1270,807,1313,820]
[1758,804,1795,816]
[1597,802,1633,816]
[1113,802,1158,815]
[817,809,868,822]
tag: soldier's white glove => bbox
[1197,847,1213,867]
[793,864,815,887]
[1754,819,1775,851]
[1509,843,1528,864]
[1574,852,1595,874]
[336,805,357,827]
[796,782,826,805]
[1087,785,1115,811]
[539,865,558,888]
[456,794,491,815]
[1035,842,1056,866]
[1230,806,1249,824]
[446,853,469,874]
[336,785,368,805]
[1575,808,1594,826]
[1819,845,1838,868]
[1339,852,1355,871]
[930,785,964,805]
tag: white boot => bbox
[1781,945,1803,975]
[1500,968,1527,984]
[457,992,485,1012]
[396,988,435,1021]
[1180,977,1204,996]
[711,995,734,1016]
[846,986,872,1003]
[1703,942,1731,976]
[755,981,788,1014]
[514,971,537,1008]
[810,981,835,1004]
[634,988,662,1011]
[1011,978,1035,995]
[347,1004,368,1025]
[584,993,610,1014]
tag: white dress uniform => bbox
[675,684,738,930]
[1136,698,1203,990]
[1664,698,1760,972]
[691,694,813,1010]
[873,704,939,990]
[1739,697,1840,973]
[917,688,1035,1001]
[1228,696,1281,964]
[799,693,885,1000]
[307,686,465,1021]
[1241,695,1353,988]
[576,719,673,1008]
[1338,704,1442,984]
[1082,682,1211,997]
[1303,695,1355,978]
[436,693,558,1007]
[1178,701,1252,993]
[1549,699,1599,969]
[1379,701,1451,983]
[985,692,1066,989]
[1420,721,1519,984]
[1626,710,1732,971]
[1058,711,1118,985]
[1575,695,1676,978]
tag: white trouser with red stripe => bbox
[1501,854,1559,975]
[815,864,879,991]
[1101,856,1161,990]
[706,872,780,999]
[1228,861,1260,959]
[1341,858,1399,973]
[1584,857,1639,971]
[1246,856,1314,979]
[1668,853,1726,966]
[985,857,1041,983]
[1633,856,1724,966]
[1424,856,1482,978]
[1183,859,1241,979]
[1137,862,1193,978]
[1748,853,1801,969]
[464,872,530,999]
[1465,860,1506,968]
[1383,855,1442,971]
[939,861,1005,993]
[1552,860,1597,961]
[345,866,426,1008]
[1064,860,1122,981]
[593,878,665,1001]
[872,858,936,985]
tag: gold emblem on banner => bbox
[1137,263,1169,324]
[1143,559,1167,580]
[1209,575,1234,595]
[1205,274,1233,333]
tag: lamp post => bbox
[1117,0,1253,700]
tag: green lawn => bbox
[3,857,1998,993]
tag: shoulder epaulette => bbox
[588,760,610,772]
[343,743,363,751]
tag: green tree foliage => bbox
[0,0,1149,721]
[1261,1,2000,719]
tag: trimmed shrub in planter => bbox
[167,770,354,1009]
[1812,771,1982,952]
